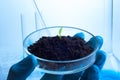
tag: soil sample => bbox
[28,36,93,61]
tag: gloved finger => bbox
[86,36,103,50]
[94,50,106,69]
[40,73,63,80]
[80,50,106,80]
[7,55,37,80]
[62,72,83,80]
[80,65,100,80]
[73,32,85,39]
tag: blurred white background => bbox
[0,0,120,80]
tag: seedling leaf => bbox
[58,27,63,39]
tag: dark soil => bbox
[28,36,93,61]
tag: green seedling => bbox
[58,27,63,39]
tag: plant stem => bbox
[59,27,63,39]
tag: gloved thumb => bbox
[7,55,37,80]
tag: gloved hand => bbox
[7,33,106,80]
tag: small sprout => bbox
[58,27,63,39]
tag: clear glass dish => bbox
[23,26,98,75]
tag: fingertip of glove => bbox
[74,32,85,39]
[86,36,103,50]
[18,55,38,68]
[95,50,107,69]
[95,36,103,49]
[97,50,106,61]
[27,55,38,66]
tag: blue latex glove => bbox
[7,33,107,80]
[7,55,38,80]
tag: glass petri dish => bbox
[23,26,98,75]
